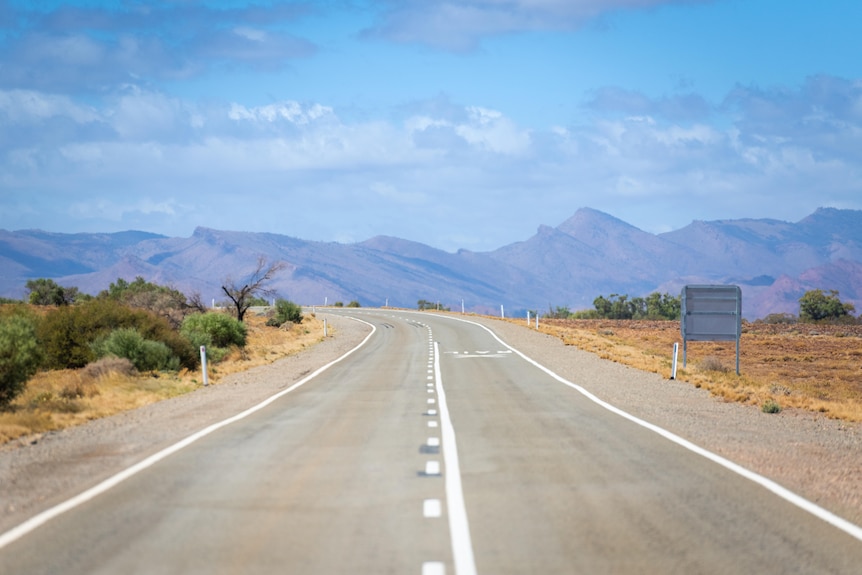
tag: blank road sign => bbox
[681,285,742,341]
[681,285,742,374]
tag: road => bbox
[2,309,862,574]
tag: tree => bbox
[799,289,856,322]
[99,276,205,328]
[221,256,287,322]
[26,278,79,306]
[0,314,42,407]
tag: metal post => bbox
[200,345,209,386]
[501,305,504,319]
[736,338,740,376]
[324,318,328,337]
[671,342,679,380]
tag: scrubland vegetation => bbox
[0,276,320,445]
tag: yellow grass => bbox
[0,312,326,445]
[534,319,862,422]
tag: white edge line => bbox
[0,316,378,550]
[426,312,862,544]
[434,340,478,575]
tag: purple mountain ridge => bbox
[1,207,860,320]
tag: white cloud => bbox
[2,76,862,251]
[363,0,707,51]
[0,90,100,124]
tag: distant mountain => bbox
[1,208,860,319]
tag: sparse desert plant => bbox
[762,399,782,414]
[83,356,138,380]
[698,356,729,373]
[266,299,304,328]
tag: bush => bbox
[91,328,180,372]
[181,312,247,349]
[762,399,782,414]
[266,299,303,328]
[83,356,137,379]
[37,299,197,370]
[697,356,729,373]
[0,314,43,407]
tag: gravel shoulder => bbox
[2,312,861,536]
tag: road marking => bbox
[425,461,441,475]
[433,341,478,575]
[422,561,445,575]
[437,313,862,544]
[427,437,440,447]
[428,409,438,416]
[428,421,438,428]
[428,398,436,404]
[0,316,379,550]
[424,499,442,518]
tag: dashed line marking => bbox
[427,437,440,447]
[427,409,438,416]
[422,561,445,575]
[425,461,441,475]
[428,398,436,404]
[424,499,442,518]
[428,421,438,428]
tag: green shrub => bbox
[762,399,782,414]
[91,328,180,372]
[37,300,196,370]
[266,299,304,327]
[0,313,43,407]
[181,312,247,349]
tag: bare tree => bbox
[221,256,287,322]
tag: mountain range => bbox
[1,207,860,320]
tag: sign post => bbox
[681,285,742,375]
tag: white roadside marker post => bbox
[200,345,209,387]
[671,342,679,380]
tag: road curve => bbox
[1,309,861,574]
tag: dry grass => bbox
[0,311,326,445]
[535,319,862,422]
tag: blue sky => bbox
[1,0,861,252]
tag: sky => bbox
[1,0,861,252]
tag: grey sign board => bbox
[681,285,742,374]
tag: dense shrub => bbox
[266,299,303,327]
[37,299,196,370]
[99,276,204,328]
[799,289,856,323]
[0,312,43,406]
[91,328,180,372]
[181,312,247,349]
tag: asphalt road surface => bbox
[2,310,861,574]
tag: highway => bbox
[2,309,862,574]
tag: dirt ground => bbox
[540,319,862,421]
